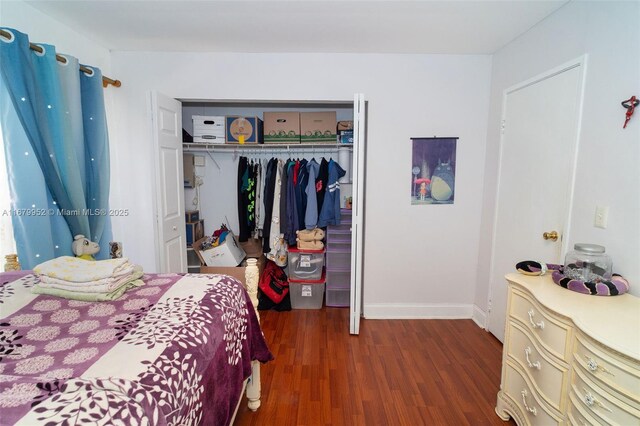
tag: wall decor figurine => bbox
[622,95,638,128]
[411,137,457,205]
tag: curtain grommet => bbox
[0,29,15,43]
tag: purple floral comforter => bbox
[0,272,272,426]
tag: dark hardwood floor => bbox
[235,307,516,426]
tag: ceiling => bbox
[25,0,570,54]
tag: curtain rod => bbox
[0,29,121,88]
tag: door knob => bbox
[543,231,558,241]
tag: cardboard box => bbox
[186,220,204,246]
[194,233,246,267]
[225,116,263,144]
[192,115,225,144]
[263,112,300,144]
[200,255,265,289]
[300,111,337,143]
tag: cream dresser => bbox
[495,273,640,425]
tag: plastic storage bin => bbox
[327,229,352,245]
[289,273,325,309]
[326,247,350,271]
[326,287,350,307]
[326,269,350,289]
[287,247,325,281]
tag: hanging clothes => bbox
[317,159,346,227]
[304,159,320,229]
[285,160,299,246]
[268,160,284,258]
[262,158,277,253]
[295,159,309,232]
[253,160,262,239]
[316,158,329,216]
[237,156,250,241]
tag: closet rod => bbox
[0,29,121,88]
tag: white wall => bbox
[476,0,640,312]
[109,52,492,317]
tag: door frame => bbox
[350,93,366,335]
[486,56,588,331]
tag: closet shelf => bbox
[183,142,353,153]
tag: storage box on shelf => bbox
[300,111,337,143]
[325,209,352,307]
[263,112,300,144]
[289,270,326,310]
[192,115,226,144]
[225,116,263,144]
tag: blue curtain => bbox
[0,28,112,268]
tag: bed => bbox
[0,258,272,425]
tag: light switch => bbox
[594,206,609,229]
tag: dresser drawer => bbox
[574,332,640,404]
[504,361,562,426]
[506,320,569,411]
[510,287,572,360]
[571,367,640,425]
[568,391,604,426]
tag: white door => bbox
[487,59,586,342]
[151,92,188,273]
[350,94,366,334]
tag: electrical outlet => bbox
[194,155,205,166]
[594,206,609,229]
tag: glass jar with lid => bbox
[564,243,612,282]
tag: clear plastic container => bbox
[287,247,325,280]
[563,243,612,282]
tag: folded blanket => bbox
[32,279,145,302]
[37,266,144,293]
[34,256,132,282]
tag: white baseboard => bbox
[363,303,489,328]
[363,303,475,319]
[472,305,488,329]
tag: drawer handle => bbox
[527,309,545,330]
[582,389,613,413]
[521,389,537,416]
[583,355,614,376]
[525,347,541,370]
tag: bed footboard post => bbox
[245,258,262,411]
[245,258,260,322]
[247,360,262,411]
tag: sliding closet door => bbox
[150,91,188,273]
[350,93,366,335]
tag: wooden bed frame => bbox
[229,258,262,422]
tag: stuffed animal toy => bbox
[296,228,325,242]
[72,234,100,261]
[296,239,324,250]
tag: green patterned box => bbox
[300,111,337,143]
[264,112,300,144]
